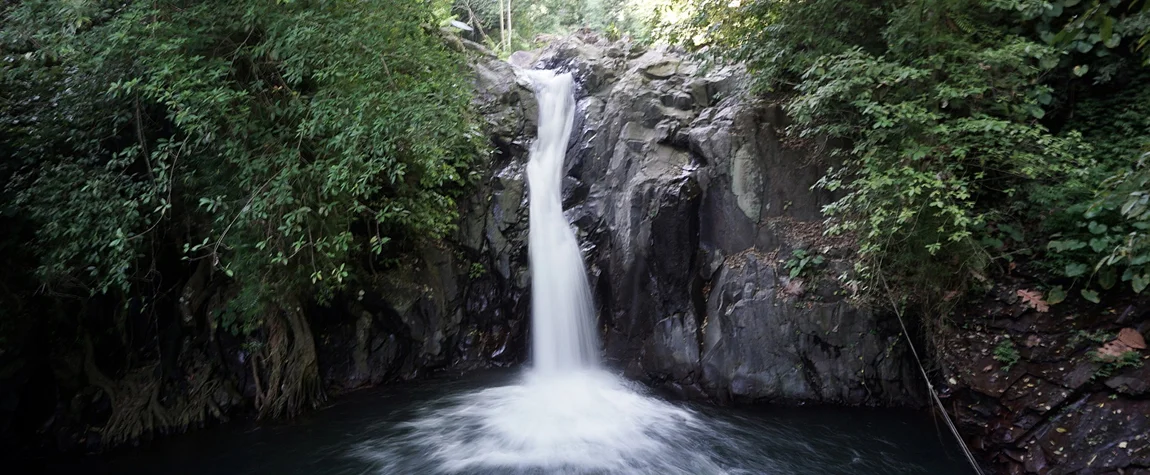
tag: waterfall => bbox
[353,69,718,475]
[522,70,600,373]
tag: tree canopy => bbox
[451,0,676,51]
[2,0,481,328]
[1,0,484,419]
[671,0,1150,310]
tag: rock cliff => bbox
[466,32,923,406]
[467,34,1150,473]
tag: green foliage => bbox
[784,248,825,280]
[1091,348,1144,380]
[469,261,486,279]
[1084,156,1150,292]
[1043,73,1150,295]
[2,0,482,331]
[665,0,889,91]
[451,0,667,53]
[673,0,1150,306]
[1047,154,1150,295]
[1005,0,1150,77]
[994,338,1022,371]
[1071,329,1115,345]
[1068,74,1150,167]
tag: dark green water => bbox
[29,368,971,475]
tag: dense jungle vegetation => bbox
[1,0,485,444]
[676,0,1150,319]
[0,0,666,452]
[1,0,1148,453]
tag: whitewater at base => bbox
[351,370,745,474]
[345,367,963,474]
[349,70,742,474]
[29,71,967,475]
[345,71,952,475]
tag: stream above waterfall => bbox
[37,368,970,475]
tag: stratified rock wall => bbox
[470,33,923,406]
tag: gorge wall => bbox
[332,33,1150,474]
[467,32,922,406]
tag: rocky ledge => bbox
[941,282,1149,474]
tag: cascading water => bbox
[343,70,958,475]
[522,70,600,374]
[347,69,730,474]
[41,69,967,475]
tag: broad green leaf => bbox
[1098,267,1117,290]
[1065,262,1088,278]
[1080,289,1101,303]
[1134,274,1150,293]
[1089,237,1109,253]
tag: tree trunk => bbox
[83,329,231,447]
[506,0,513,50]
[253,301,324,419]
[82,334,168,446]
[498,0,505,49]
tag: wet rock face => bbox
[312,243,526,393]
[699,252,914,404]
[471,32,922,406]
[942,287,1150,474]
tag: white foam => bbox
[351,70,741,474]
[367,371,732,474]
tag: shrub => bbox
[994,339,1021,371]
[667,0,1150,309]
[2,0,483,328]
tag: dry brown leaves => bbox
[1118,328,1146,350]
[1016,289,1049,313]
[1096,328,1146,361]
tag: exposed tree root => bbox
[82,336,232,447]
[252,303,325,419]
[77,296,324,446]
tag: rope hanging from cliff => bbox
[879,274,984,475]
